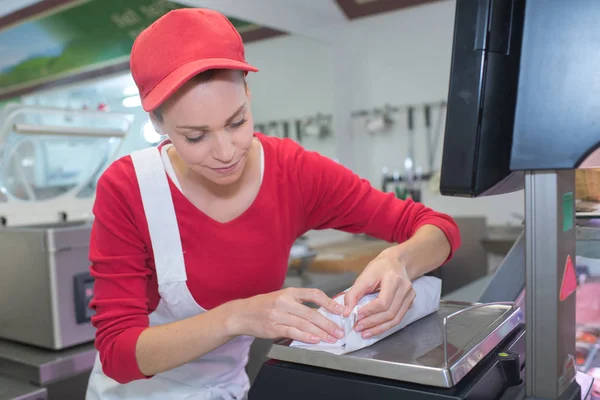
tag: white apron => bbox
[86,147,254,399]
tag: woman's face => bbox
[153,70,255,187]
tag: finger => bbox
[278,313,339,344]
[275,289,344,338]
[294,288,344,315]
[288,301,345,340]
[343,273,379,317]
[361,288,416,338]
[278,325,321,344]
[354,286,405,333]
[358,274,408,320]
[356,286,414,332]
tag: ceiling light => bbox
[143,120,162,144]
[123,86,139,96]
[122,95,141,108]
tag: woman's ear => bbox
[148,113,164,135]
[244,80,252,101]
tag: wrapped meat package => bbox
[290,276,442,355]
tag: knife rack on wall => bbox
[254,100,446,147]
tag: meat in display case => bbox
[575,281,600,399]
[582,346,600,399]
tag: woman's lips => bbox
[210,159,240,174]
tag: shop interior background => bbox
[1,0,600,399]
[1,0,525,231]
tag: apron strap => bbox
[130,147,187,284]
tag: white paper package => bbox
[289,276,442,355]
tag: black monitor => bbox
[440,0,600,195]
[439,0,526,197]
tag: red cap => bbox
[130,8,258,112]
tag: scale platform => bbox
[266,301,523,388]
[250,300,526,399]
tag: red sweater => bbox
[89,133,460,383]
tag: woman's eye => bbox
[230,118,247,128]
[184,118,245,143]
[185,134,206,143]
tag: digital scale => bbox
[252,300,527,399]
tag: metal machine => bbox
[0,104,133,227]
[249,1,598,398]
[0,104,133,350]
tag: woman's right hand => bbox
[226,288,346,344]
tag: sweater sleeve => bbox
[292,143,460,258]
[88,159,153,384]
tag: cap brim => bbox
[141,58,259,112]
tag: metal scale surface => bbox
[266,301,523,388]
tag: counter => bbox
[0,375,47,400]
[305,217,490,297]
[577,219,600,259]
[0,339,95,386]
[480,225,523,255]
[304,237,392,274]
[0,338,95,400]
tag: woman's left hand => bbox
[343,249,416,339]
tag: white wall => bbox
[245,35,337,159]
[244,0,524,226]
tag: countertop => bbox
[0,375,46,400]
[0,339,96,386]
[304,225,525,274]
[302,236,393,274]
[480,225,523,255]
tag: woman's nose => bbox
[212,135,235,162]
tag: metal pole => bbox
[524,170,580,399]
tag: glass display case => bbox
[0,104,134,227]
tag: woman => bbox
[85,7,460,400]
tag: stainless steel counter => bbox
[283,271,357,295]
[0,375,47,400]
[0,338,96,400]
[0,339,96,387]
[576,218,600,258]
[481,225,523,255]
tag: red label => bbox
[560,255,577,301]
